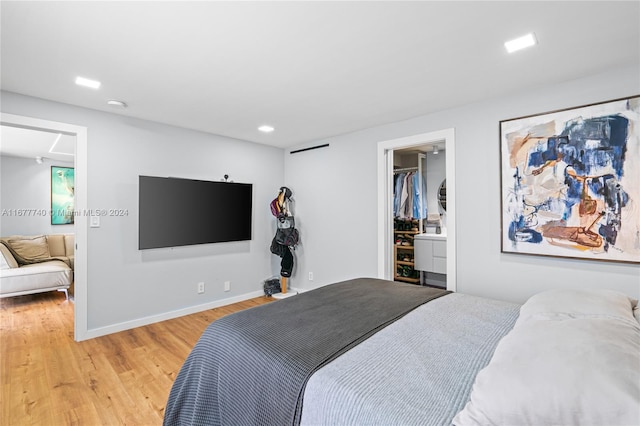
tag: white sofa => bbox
[0,234,74,299]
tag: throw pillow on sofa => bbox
[0,244,18,269]
[7,235,51,262]
[46,234,66,257]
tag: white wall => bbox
[1,155,75,236]
[1,91,284,331]
[285,65,640,303]
[283,140,379,287]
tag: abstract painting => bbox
[51,166,74,225]
[500,96,639,264]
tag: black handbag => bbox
[275,215,299,246]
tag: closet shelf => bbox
[393,152,425,287]
[395,276,420,284]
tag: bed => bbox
[164,278,640,426]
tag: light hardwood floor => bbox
[1,291,273,425]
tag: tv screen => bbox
[139,176,252,249]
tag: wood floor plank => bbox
[1,291,273,425]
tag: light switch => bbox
[90,215,100,228]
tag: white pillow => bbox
[517,288,637,325]
[454,289,640,426]
[453,318,640,425]
[453,318,640,426]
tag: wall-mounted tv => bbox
[139,175,252,250]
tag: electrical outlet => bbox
[197,282,205,294]
[308,272,314,281]
[224,281,230,292]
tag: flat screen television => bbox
[138,175,252,250]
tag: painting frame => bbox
[51,166,75,225]
[500,95,640,264]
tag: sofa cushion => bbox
[47,234,66,257]
[64,234,74,256]
[0,260,72,297]
[0,244,19,269]
[7,235,51,261]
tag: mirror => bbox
[438,179,446,211]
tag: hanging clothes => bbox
[269,187,298,279]
[394,172,406,216]
[404,172,414,219]
[412,172,427,220]
[393,170,427,220]
[400,172,411,218]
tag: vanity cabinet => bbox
[414,235,446,274]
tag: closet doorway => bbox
[393,144,447,287]
[376,128,456,292]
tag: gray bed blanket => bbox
[301,293,520,425]
[164,277,449,426]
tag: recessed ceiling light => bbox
[504,33,537,53]
[75,76,101,89]
[107,99,127,108]
[258,125,275,133]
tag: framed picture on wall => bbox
[51,166,74,225]
[500,95,640,264]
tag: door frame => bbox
[0,113,89,341]
[376,128,456,291]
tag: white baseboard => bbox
[82,290,265,340]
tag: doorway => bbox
[377,128,456,291]
[393,144,447,287]
[0,113,88,341]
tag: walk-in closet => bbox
[393,144,447,288]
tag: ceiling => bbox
[1,1,638,149]
[1,125,75,162]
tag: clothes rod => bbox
[393,167,419,173]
